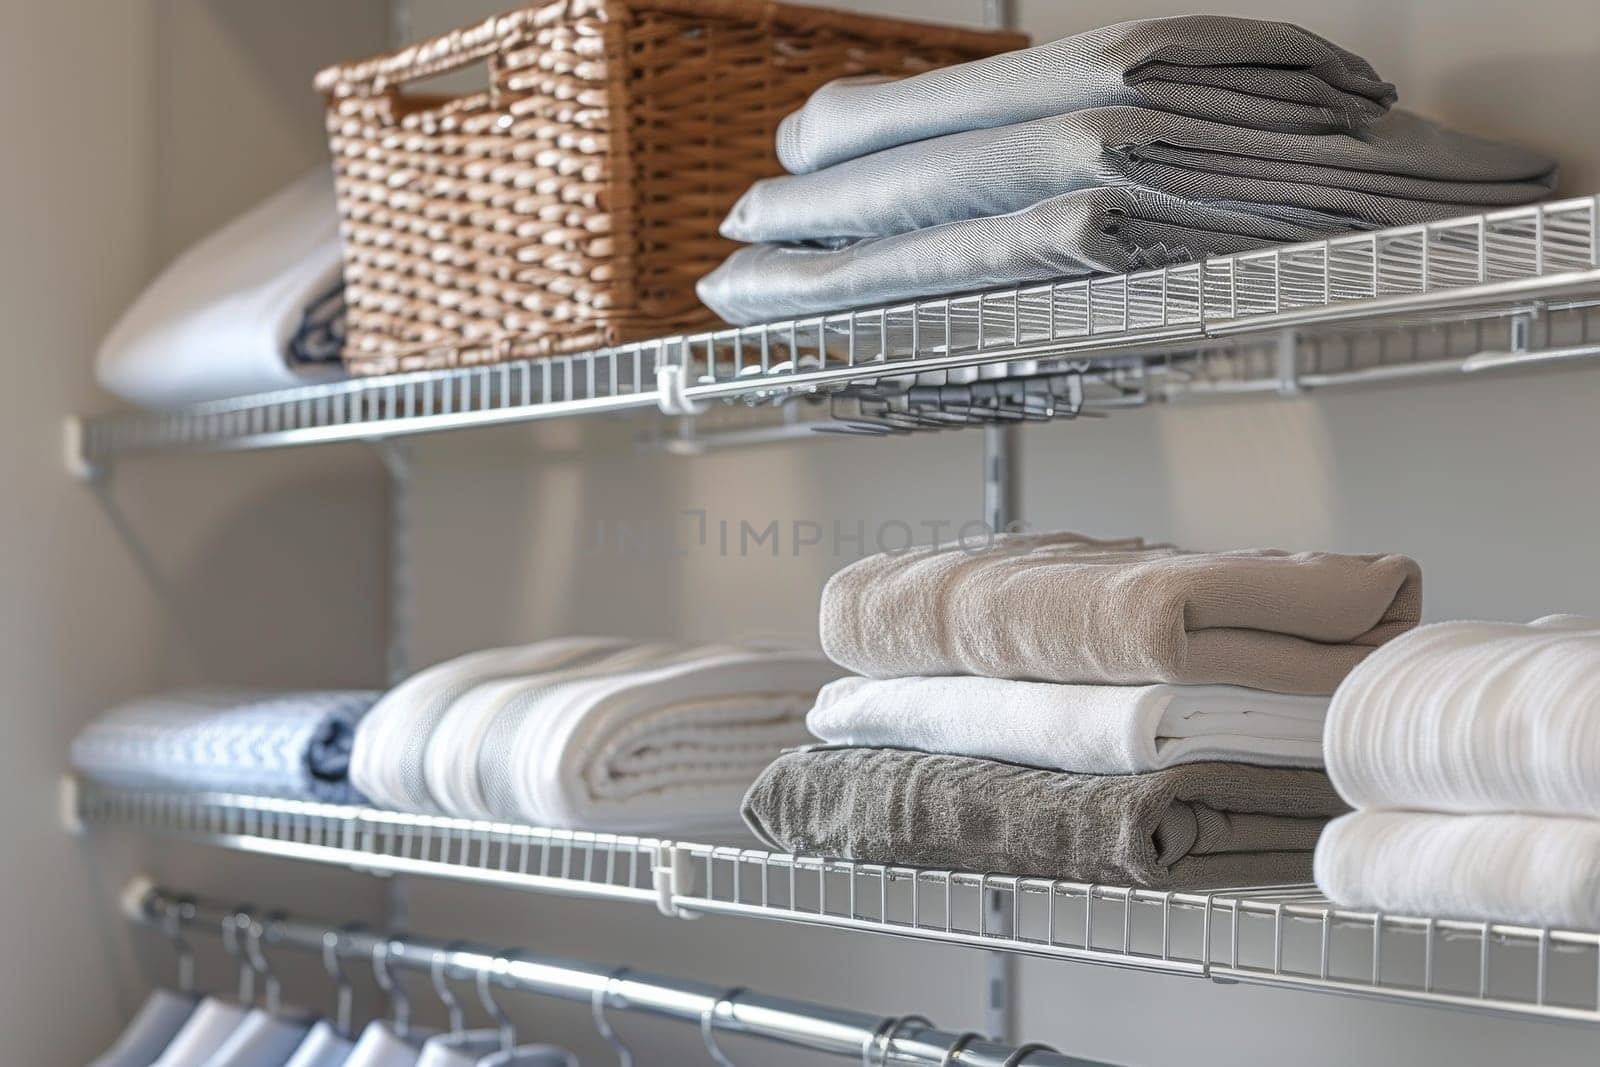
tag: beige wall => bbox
[2,1,391,1062]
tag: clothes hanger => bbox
[164,895,198,996]
[475,949,519,1054]
[243,912,284,1016]
[588,967,635,1067]
[939,1032,983,1066]
[321,925,362,1039]
[699,986,745,1067]
[371,936,412,1038]
[862,1014,932,1066]
[1001,1043,1061,1066]
[429,941,470,1037]
[222,908,257,1006]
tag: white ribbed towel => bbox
[410,646,843,832]
[806,676,1327,774]
[351,635,637,812]
[420,641,720,819]
[1315,809,1600,929]
[1326,614,1600,817]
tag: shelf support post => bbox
[981,422,1020,1044]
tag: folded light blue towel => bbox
[71,690,380,803]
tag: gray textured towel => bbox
[819,532,1422,695]
[778,15,1397,173]
[730,108,1556,244]
[698,186,1349,325]
[742,747,1347,888]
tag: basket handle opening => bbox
[375,52,504,127]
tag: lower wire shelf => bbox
[72,779,1600,1027]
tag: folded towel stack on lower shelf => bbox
[69,690,380,804]
[1316,615,1600,928]
[742,532,1423,889]
[347,637,843,833]
[698,15,1556,324]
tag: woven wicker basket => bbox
[315,0,1025,375]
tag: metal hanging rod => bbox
[127,882,1100,1067]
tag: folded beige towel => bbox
[820,532,1421,695]
[743,747,1348,888]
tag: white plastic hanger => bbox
[87,895,201,1067]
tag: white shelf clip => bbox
[63,416,104,482]
[651,843,699,919]
[59,775,86,835]
[655,363,709,418]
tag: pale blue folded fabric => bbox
[71,690,380,803]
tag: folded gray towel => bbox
[778,15,1397,173]
[699,186,1349,325]
[742,747,1348,888]
[818,532,1422,695]
[730,108,1556,245]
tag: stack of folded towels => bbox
[697,15,1556,324]
[1316,616,1600,929]
[741,532,1422,888]
[348,637,842,833]
[70,690,380,804]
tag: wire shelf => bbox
[74,780,1600,1026]
[72,197,1600,469]
[73,781,666,907]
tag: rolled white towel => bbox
[351,635,637,812]
[1326,615,1600,817]
[1315,809,1600,930]
[807,675,1327,774]
[405,644,844,832]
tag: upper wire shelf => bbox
[71,197,1600,470]
[72,779,1600,1028]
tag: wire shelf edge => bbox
[71,197,1600,469]
[72,779,1600,1028]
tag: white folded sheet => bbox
[1326,614,1600,817]
[351,635,637,812]
[806,675,1327,774]
[421,641,722,819]
[1315,809,1600,929]
[453,649,843,832]
[96,168,346,409]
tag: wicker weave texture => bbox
[315,0,1024,375]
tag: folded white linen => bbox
[1326,614,1600,817]
[96,169,346,409]
[1315,809,1600,929]
[351,635,638,812]
[807,676,1327,774]
[428,648,844,832]
[421,641,718,819]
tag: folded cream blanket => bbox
[819,532,1422,695]
[731,108,1554,245]
[698,186,1347,325]
[1315,809,1600,929]
[351,635,638,812]
[807,676,1327,774]
[778,15,1396,173]
[743,747,1346,887]
[1327,614,1600,817]
[418,647,844,832]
